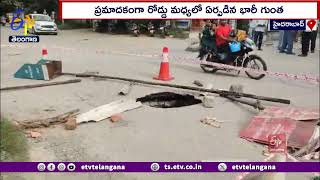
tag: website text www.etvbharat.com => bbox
[81,164,126,172]
[164,164,202,170]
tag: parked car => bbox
[27,14,58,35]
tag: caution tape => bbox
[168,55,320,85]
[4,44,319,84]
[91,48,320,85]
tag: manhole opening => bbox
[137,92,202,108]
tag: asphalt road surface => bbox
[1,27,319,180]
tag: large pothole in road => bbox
[136,92,202,108]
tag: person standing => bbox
[298,30,312,57]
[253,20,268,50]
[298,21,318,57]
[248,20,256,39]
[310,27,318,53]
[278,30,284,50]
[279,30,296,55]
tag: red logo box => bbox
[268,134,287,153]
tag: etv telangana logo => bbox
[268,134,287,153]
[8,9,39,43]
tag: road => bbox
[1,26,319,180]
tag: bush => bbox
[0,119,29,161]
[312,176,320,180]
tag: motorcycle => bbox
[131,23,140,37]
[159,24,168,38]
[147,22,155,37]
[106,21,115,33]
[199,31,267,80]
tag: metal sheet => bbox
[240,106,319,148]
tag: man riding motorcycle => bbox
[215,20,237,65]
[199,20,236,64]
[198,20,268,80]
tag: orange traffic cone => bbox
[42,48,48,60]
[154,47,174,81]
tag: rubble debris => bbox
[199,83,213,96]
[229,84,243,98]
[17,109,79,129]
[240,106,319,149]
[193,80,203,87]
[30,131,41,138]
[1,79,81,91]
[119,83,133,96]
[65,118,77,130]
[63,72,291,104]
[202,95,215,108]
[200,117,223,128]
[137,92,202,108]
[262,150,271,157]
[76,99,141,124]
[110,114,123,123]
[43,108,56,112]
[302,152,319,160]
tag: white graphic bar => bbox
[61,2,317,19]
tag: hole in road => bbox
[137,92,202,108]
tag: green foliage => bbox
[0,119,29,161]
[312,176,320,180]
[0,0,58,17]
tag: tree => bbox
[0,0,58,16]
[0,0,20,16]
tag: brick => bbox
[65,118,77,130]
[30,131,41,138]
[110,114,122,123]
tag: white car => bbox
[28,14,58,35]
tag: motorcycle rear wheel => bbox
[200,54,219,73]
[243,54,267,80]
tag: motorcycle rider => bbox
[198,20,217,60]
[215,20,236,64]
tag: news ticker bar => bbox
[60,2,318,19]
[0,162,319,172]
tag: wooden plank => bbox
[0,79,81,91]
[76,99,142,124]
[17,109,79,129]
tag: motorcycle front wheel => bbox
[243,54,267,80]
